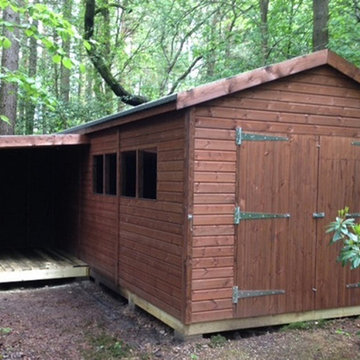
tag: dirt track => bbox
[1,280,360,359]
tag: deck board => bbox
[0,248,89,283]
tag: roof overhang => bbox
[176,49,360,109]
[0,134,89,149]
[61,94,177,135]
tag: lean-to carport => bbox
[0,134,90,283]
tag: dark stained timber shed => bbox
[2,49,360,337]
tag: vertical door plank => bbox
[316,136,360,309]
[236,134,318,318]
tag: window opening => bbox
[139,148,157,199]
[93,155,104,194]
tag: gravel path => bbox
[0,280,360,359]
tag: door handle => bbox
[313,212,325,219]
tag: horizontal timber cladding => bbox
[78,128,119,281]
[190,65,360,324]
[118,113,186,320]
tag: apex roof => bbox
[64,49,360,134]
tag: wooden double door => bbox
[235,131,360,319]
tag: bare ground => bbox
[0,280,360,360]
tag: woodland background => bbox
[0,0,358,135]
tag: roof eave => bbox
[61,93,177,135]
[0,134,89,149]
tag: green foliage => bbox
[0,0,86,124]
[335,328,351,337]
[0,327,12,335]
[83,333,131,360]
[1,0,360,132]
[281,320,327,331]
[327,208,360,269]
[0,115,10,124]
[209,334,227,348]
[1,70,57,111]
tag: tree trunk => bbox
[53,30,59,99]
[313,0,329,51]
[84,0,148,106]
[60,0,72,104]
[205,14,217,79]
[25,18,38,135]
[0,6,20,135]
[259,0,269,65]
[102,0,114,114]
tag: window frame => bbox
[93,154,104,194]
[105,153,117,195]
[92,152,118,196]
[120,147,158,200]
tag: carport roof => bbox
[0,134,88,149]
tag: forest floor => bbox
[0,280,360,360]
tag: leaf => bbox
[25,29,34,37]
[352,257,360,269]
[2,37,11,49]
[348,232,358,242]
[0,114,10,124]
[62,57,72,69]
[0,0,9,10]
[42,37,55,51]
[79,63,86,74]
[331,231,343,243]
[52,54,62,64]
[83,40,91,51]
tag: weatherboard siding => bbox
[78,129,119,281]
[190,65,360,323]
[118,114,186,320]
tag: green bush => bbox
[327,207,360,269]
[209,334,227,348]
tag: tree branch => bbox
[168,55,203,95]
[84,0,148,106]
[95,3,126,16]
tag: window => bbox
[121,148,157,199]
[93,153,117,195]
[93,155,104,194]
[139,148,157,199]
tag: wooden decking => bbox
[0,248,89,283]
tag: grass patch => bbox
[209,334,227,348]
[281,319,327,331]
[83,332,131,360]
[0,327,12,335]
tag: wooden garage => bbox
[3,49,360,337]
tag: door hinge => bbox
[235,127,289,146]
[234,206,290,224]
[346,213,360,218]
[232,286,285,304]
[346,282,360,289]
[234,206,241,224]
[312,212,325,219]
